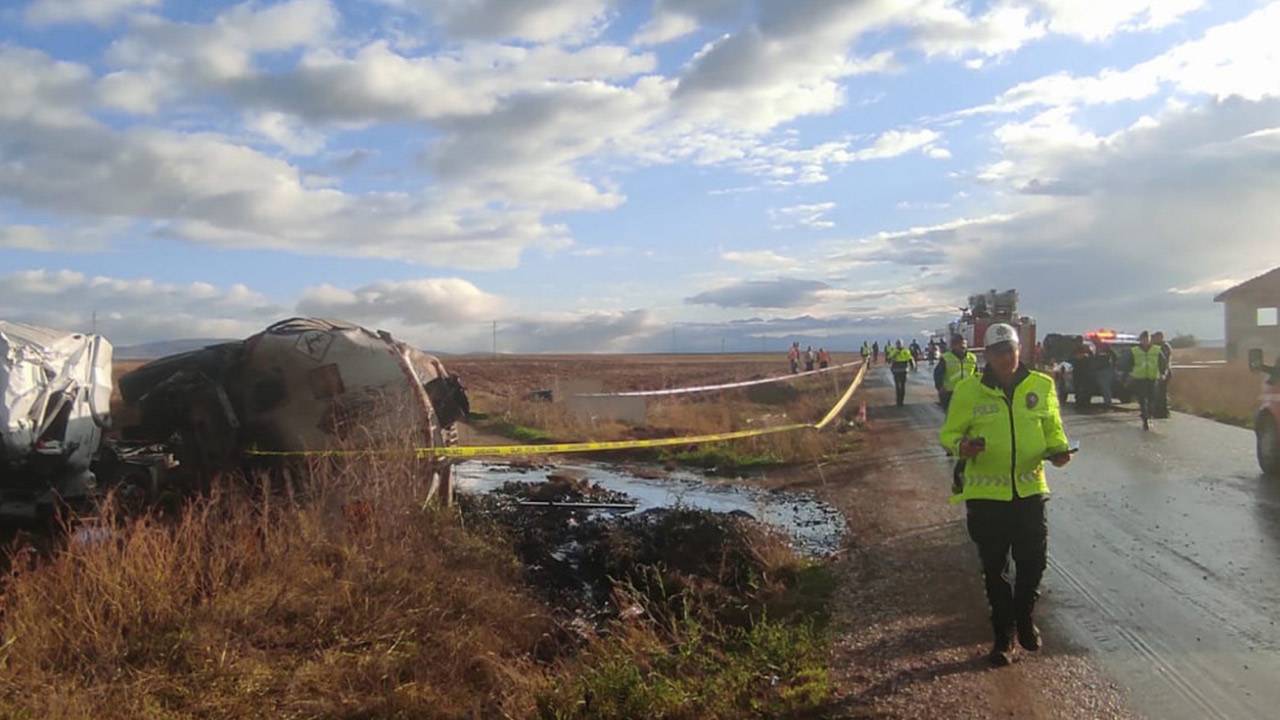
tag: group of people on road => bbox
[861,338,931,368]
[1061,330,1173,427]
[786,342,831,373]
[851,322,1173,668]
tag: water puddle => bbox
[454,461,846,556]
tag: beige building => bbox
[1214,267,1280,362]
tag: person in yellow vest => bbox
[940,322,1072,667]
[1130,330,1163,431]
[933,333,978,411]
[888,339,916,406]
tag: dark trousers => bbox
[892,370,908,406]
[1133,379,1155,420]
[966,496,1048,633]
[939,390,953,411]
[1153,377,1170,418]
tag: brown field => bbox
[1169,358,1264,428]
[112,352,866,466]
[447,353,865,467]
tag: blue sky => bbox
[2,0,1278,352]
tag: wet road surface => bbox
[1047,401,1280,720]
[892,366,1280,719]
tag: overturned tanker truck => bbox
[1,318,470,520]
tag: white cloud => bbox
[633,0,744,44]
[847,97,1280,337]
[963,3,1280,116]
[1167,277,1241,296]
[245,111,326,155]
[0,269,281,345]
[105,0,338,82]
[296,278,504,325]
[853,128,943,161]
[910,1,1046,59]
[494,310,662,353]
[769,202,836,230]
[0,268,658,353]
[0,225,55,251]
[687,278,835,309]
[25,0,159,26]
[633,12,700,45]
[721,250,797,267]
[218,41,656,124]
[1031,0,1204,41]
[392,0,611,43]
[0,46,94,126]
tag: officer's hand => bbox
[1048,452,1072,467]
[959,439,985,458]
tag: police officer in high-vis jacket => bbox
[1130,330,1163,430]
[933,333,978,410]
[939,323,1072,667]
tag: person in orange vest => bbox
[818,347,831,369]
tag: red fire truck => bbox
[947,289,1037,365]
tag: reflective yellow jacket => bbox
[939,366,1069,504]
[940,351,978,392]
[1130,345,1162,380]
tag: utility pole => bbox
[671,327,677,353]
[492,321,497,357]
[720,337,726,354]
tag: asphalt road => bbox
[893,365,1280,719]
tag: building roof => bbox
[1214,266,1280,303]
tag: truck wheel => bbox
[1258,415,1280,477]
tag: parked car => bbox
[1050,330,1139,409]
[1249,349,1280,476]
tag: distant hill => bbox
[113,338,235,360]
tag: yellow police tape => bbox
[248,361,866,460]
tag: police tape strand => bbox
[247,361,866,461]
[571,360,862,398]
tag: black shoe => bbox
[1016,618,1041,651]
[988,632,1015,667]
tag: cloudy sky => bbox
[2,0,1277,353]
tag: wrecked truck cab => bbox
[117,318,468,501]
[0,321,114,519]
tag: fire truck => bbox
[948,289,1036,365]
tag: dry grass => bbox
[27,356,842,717]
[0,436,835,719]
[467,362,862,470]
[0,453,554,719]
[1169,360,1263,427]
